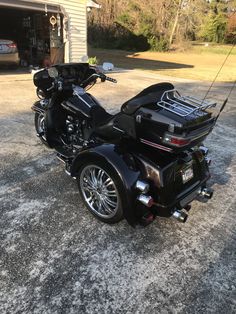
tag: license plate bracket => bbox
[182,166,194,184]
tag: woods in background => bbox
[88,0,236,51]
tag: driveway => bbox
[0,70,235,314]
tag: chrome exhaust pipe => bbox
[200,187,213,199]
[135,180,150,194]
[137,194,154,207]
[199,146,209,156]
[172,210,188,223]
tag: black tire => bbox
[34,112,48,146]
[77,158,124,224]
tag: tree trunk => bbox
[169,0,184,45]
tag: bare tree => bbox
[169,0,187,44]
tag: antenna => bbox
[201,24,236,124]
[215,79,236,123]
[202,42,236,104]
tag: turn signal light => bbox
[163,133,191,147]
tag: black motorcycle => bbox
[32,63,216,226]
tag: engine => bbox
[62,115,85,149]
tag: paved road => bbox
[0,70,235,313]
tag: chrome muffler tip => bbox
[135,180,150,194]
[200,146,209,156]
[172,210,188,223]
[137,194,154,207]
[200,187,213,199]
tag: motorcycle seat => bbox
[121,82,174,115]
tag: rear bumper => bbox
[153,175,210,217]
[176,180,206,208]
[0,53,20,65]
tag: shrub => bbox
[148,36,169,52]
[198,13,227,43]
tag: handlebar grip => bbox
[105,76,117,83]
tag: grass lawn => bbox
[89,45,236,82]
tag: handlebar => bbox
[105,76,117,84]
[45,72,117,93]
[81,72,117,87]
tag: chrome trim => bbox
[136,115,142,123]
[80,165,120,219]
[35,113,47,141]
[39,99,49,107]
[200,187,213,199]
[199,146,209,156]
[77,95,92,108]
[137,194,153,207]
[113,126,125,133]
[172,210,188,223]
[31,105,44,114]
[140,138,173,152]
[135,180,150,194]
[65,170,71,176]
[157,89,217,117]
[57,155,66,164]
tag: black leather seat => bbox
[121,82,174,115]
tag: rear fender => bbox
[70,144,141,226]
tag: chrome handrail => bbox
[157,89,217,117]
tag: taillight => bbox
[163,133,191,147]
[7,43,17,49]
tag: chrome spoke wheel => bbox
[37,114,46,141]
[80,165,119,219]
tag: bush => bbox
[198,13,227,43]
[88,23,150,51]
[148,36,169,52]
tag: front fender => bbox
[70,144,141,226]
[31,100,47,114]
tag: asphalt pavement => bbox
[0,70,235,314]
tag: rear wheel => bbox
[78,160,124,223]
[34,112,48,146]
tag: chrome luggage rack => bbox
[157,89,217,117]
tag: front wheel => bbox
[34,112,48,146]
[77,160,124,224]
